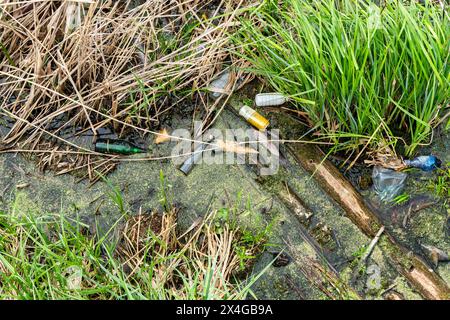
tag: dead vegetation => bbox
[0,206,268,299]
[284,239,360,300]
[116,207,267,299]
[0,0,252,181]
[297,257,360,300]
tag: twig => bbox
[351,226,385,285]
[402,205,412,228]
[381,282,397,296]
[360,226,385,266]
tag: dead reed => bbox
[0,0,250,180]
[117,207,265,299]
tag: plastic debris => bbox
[216,139,258,155]
[94,138,145,155]
[404,155,442,172]
[255,92,287,107]
[239,105,269,131]
[209,71,231,99]
[154,128,170,144]
[372,166,407,202]
[179,135,214,175]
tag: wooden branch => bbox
[351,226,384,284]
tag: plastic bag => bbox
[372,166,407,202]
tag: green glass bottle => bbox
[94,138,146,155]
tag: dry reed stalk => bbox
[0,0,251,181]
[117,208,263,299]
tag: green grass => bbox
[0,41,14,67]
[233,0,450,155]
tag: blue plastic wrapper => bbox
[372,166,407,202]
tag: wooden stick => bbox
[361,226,385,265]
[351,226,385,283]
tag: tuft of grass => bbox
[428,162,450,199]
[234,0,450,155]
[393,193,410,205]
[0,41,14,67]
